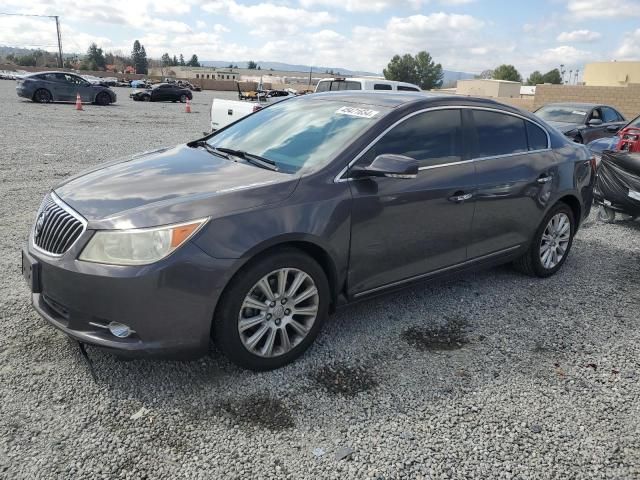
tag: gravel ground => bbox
[1,80,639,480]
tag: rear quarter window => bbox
[397,86,420,92]
[525,121,548,151]
[473,110,528,158]
[374,83,393,90]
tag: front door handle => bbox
[448,192,473,203]
[537,175,552,184]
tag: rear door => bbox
[468,109,557,259]
[347,108,477,295]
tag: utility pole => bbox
[54,16,63,68]
[308,66,312,87]
[55,16,63,68]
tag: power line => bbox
[0,12,63,67]
[0,12,57,18]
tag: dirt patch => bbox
[311,364,378,397]
[401,317,469,351]
[221,394,295,431]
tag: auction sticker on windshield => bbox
[336,106,379,119]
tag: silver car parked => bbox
[16,71,117,105]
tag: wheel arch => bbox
[212,236,343,327]
[556,194,582,226]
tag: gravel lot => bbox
[1,80,639,480]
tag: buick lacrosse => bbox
[23,92,595,370]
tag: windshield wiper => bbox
[214,147,279,171]
[192,140,233,160]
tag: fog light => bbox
[108,322,133,338]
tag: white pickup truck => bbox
[210,86,294,131]
[314,77,422,93]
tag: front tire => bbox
[95,92,111,106]
[180,94,188,103]
[513,202,575,277]
[213,249,329,371]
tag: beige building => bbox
[149,66,238,81]
[456,79,522,98]
[583,61,640,86]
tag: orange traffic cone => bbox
[185,97,191,113]
[75,93,83,111]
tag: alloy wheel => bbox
[539,213,571,269]
[238,268,319,358]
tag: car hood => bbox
[54,144,298,229]
[546,121,580,134]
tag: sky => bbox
[1,0,639,77]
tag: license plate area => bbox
[22,250,41,293]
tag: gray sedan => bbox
[16,71,117,105]
[22,92,594,370]
[534,102,626,144]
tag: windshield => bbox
[207,98,388,174]
[536,105,588,124]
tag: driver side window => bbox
[358,109,463,168]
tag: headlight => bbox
[79,218,208,265]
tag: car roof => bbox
[542,102,601,109]
[309,90,521,110]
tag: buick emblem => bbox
[35,210,47,238]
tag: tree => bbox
[131,40,148,74]
[247,60,258,69]
[526,70,544,85]
[187,54,200,67]
[492,64,522,82]
[179,54,185,66]
[383,54,419,85]
[477,69,493,79]
[172,55,178,66]
[161,53,172,67]
[542,68,562,84]
[414,51,443,89]
[85,42,106,70]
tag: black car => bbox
[22,92,594,370]
[130,83,193,102]
[16,72,117,105]
[534,102,626,144]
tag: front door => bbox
[347,108,477,295]
[468,109,558,258]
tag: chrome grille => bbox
[33,194,86,255]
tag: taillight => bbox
[252,105,263,113]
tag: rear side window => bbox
[472,110,528,158]
[525,121,548,151]
[398,86,420,92]
[360,109,463,168]
[316,81,330,92]
[374,83,392,90]
[601,107,622,123]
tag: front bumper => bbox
[23,238,236,359]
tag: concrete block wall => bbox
[534,84,640,120]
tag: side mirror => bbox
[588,118,603,126]
[351,154,419,179]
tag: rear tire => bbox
[213,249,329,371]
[33,89,52,103]
[513,202,575,278]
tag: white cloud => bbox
[615,28,640,60]
[299,0,423,12]
[566,0,640,19]
[201,0,336,35]
[557,30,602,42]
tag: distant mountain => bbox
[200,60,378,76]
[201,59,475,84]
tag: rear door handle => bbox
[448,192,473,203]
[537,175,552,184]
